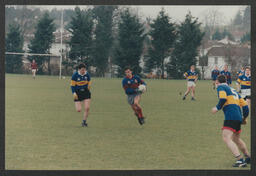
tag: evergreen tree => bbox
[241,32,250,43]
[227,32,235,41]
[5,24,24,73]
[114,8,145,77]
[168,12,204,79]
[212,29,222,40]
[233,10,243,26]
[221,29,234,41]
[243,6,250,31]
[145,9,176,78]
[68,7,94,67]
[221,28,228,39]
[28,12,56,74]
[92,6,117,77]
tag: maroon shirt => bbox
[31,62,37,69]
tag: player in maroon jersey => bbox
[31,59,38,79]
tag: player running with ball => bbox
[122,67,146,125]
[70,63,92,127]
[212,74,250,167]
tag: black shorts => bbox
[74,88,91,102]
[244,96,251,100]
[222,120,242,133]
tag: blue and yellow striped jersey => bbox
[237,70,244,77]
[220,70,232,85]
[70,71,91,94]
[237,75,251,89]
[184,70,198,81]
[217,83,247,121]
[211,69,220,80]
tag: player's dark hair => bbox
[245,66,250,70]
[78,63,86,69]
[217,74,227,83]
[124,66,132,71]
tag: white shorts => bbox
[241,89,250,98]
[187,81,196,87]
[32,69,37,73]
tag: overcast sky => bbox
[21,5,246,24]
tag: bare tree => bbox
[201,7,226,34]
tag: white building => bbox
[197,45,250,79]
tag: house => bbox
[197,45,250,79]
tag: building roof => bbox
[218,37,238,45]
[207,46,250,57]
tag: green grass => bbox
[5,74,251,170]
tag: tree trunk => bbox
[47,58,51,75]
[161,59,165,79]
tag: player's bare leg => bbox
[236,83,240,92]
[191,86,196,100]
[83,99,91,121]
[134,95,143,118]
[75,102,82,112]
[32,70,36,79]
[232,132,250,163]
[131,104,139,116]
[222,129,244,163]
[183,87,191,100]
[213,81,216,89]
[133,95,145,125]
[246,99,250,108]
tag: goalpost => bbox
[5,52,63,79]
[5,9,65,79]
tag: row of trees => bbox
[6,6,204,79]
[233,6,250,29]
[5,13,56,74]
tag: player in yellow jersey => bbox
[212,75,250,167]
[70,63,92,127]
[182,65,198,101]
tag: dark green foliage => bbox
[221,28,235,41]
[68,7,94,67]
[233,10,243,26]
[241,32,250,43]
[5,24,24,73]
[92,6,117,77]
[212,29,222,40]
[168,12,204,79]
[243,6,250,31]
[113,8,145,77]
[145,9,176,78]
[28,12,56,74]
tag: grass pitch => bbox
[5,74,251,170]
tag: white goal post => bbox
[5,52,63,79]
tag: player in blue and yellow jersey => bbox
[182,65,198,101]
[237,67,251,107]
[70,63,92,127]
[220,65,232,85]
[211,66,220,89]
[122,67,146,125]
[237,67,245,77]
[236,66,245,92]
[211,74,250,167]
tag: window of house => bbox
[214,57,218,64]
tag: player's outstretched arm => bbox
[212,88,227,114]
